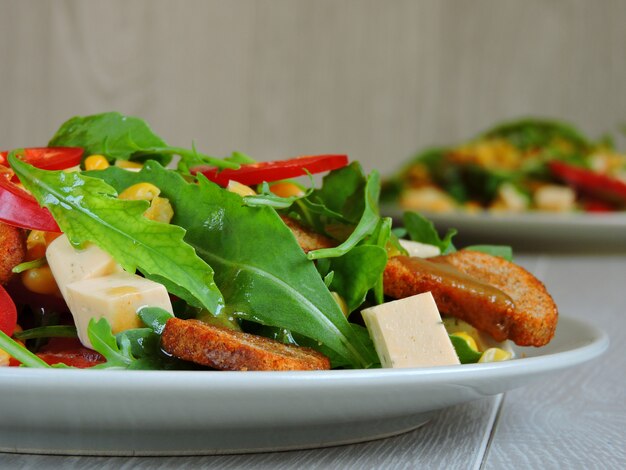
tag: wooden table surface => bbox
[2,250,624,469]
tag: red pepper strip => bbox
[0,284,17,336]
[549,161,626,207]
[0,147,83,172]
[8,338,105,368]
[192,154,349,187]
[0,176,61,232]
[583,199,615,213]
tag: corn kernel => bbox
[119,183,161,201]
[144,196,174,223]
[270,182,305,198]
[21,265,60,295]
[115,160,143,169]
[331,292,349,317]
[0,349,10,367]
[227,180,256,197]
[479,347,513,363]
[84,155,110,171]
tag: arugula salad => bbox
[0,112,543,371]
[383,118,626,213]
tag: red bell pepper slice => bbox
[0,176,60,232]
[0,147,83,172]
[8,337,105,368]
[192,154,349,187]
[0,285,17,337]
[549,161,626,207]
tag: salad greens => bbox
[86,161,375,367]
[48,112,239,172]
[3,111,513,371]
[9,153,225,315]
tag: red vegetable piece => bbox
[549,161,626,207]
[0,285,17,336]
[0,177,60,232]
[0,147,83,172]
[9,338,105,368]
[192,154,349,187]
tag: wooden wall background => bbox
[1,0,625,174]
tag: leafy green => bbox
[328,245,387,313]
[11,257,46,273]
[10,154,224,314]
[137,306,174,335]
[449,334,482,364]
[14,325,77,340]
[91,162,375,368]
[88,318,136,368]
[307,170,382,260]
[0,330,51,368]
[482,118,590,151]
[403,211,456,253]
[48,112,238,171]
[243,180,313,209]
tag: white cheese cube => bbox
[362,292,460,368]
[65,272,173,349]
[534,185,576,212]
[398,239,441,258]
[46,234,123,297]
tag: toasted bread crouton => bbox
[161,318,331,371]
[434,250,558,347]
[384,251,558,346]
[280,216,336,253]
[383,255,515,343]
[0,222,26,285]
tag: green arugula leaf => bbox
[403,211,456,253]
[0,330,51,368]
[243,180,313,209]
[92,162,375,368]
[137,306,174,335]
[88,318,135,368]
[14,325,77,340]
[48,112,238,171]
[307,170,382,260]
[328,245,387,313]
[10,155,224,314]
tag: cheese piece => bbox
[398,239,441,258]
[362,292,460,368]
[46,234,123,297]
[65,272,174,348]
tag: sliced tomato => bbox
[549,161,626,208]
[0,176,60,231]
[192,154,349,187]
[0,147,83,172]
[0,285,17,336]
[9,337,104,368]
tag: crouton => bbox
[0,222,26,285]
[280,216,336,253]
[161,318,331,371]
[383,250,557,347]
[434,250,558,347]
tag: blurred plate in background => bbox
[382,206,626,252]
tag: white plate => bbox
[0,316,608,456]
[382,206,626,250]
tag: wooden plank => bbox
[0,396,500,469]
[1,0,626,172]
[483,255,626,469]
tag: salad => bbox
[0,113,558,371]
[383,118,626,213]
